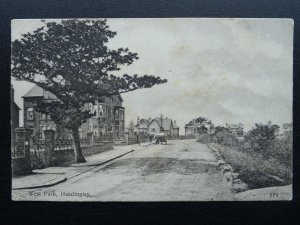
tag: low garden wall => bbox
[31,143,114,168]
[52,143,113,166]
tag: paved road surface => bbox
[13,139,234,201]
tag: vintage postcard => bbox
[11,18,293,201]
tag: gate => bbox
[31,136,46,169]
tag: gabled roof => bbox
[23,85,123,103]
[136,119,150,127]
[149,118,173,131]
[23,85,44,98]
[12,101,21,110]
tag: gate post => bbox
[13,128,33,175]
[44,129,55,167]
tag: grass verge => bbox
[212,144,292,189]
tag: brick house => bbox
[11,85,20,148]
[23,85,125,141]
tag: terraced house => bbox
[23,85,125,141]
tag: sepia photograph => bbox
[11,18,293,201]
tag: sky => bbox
[11,18,293,134]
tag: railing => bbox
[54,138,73,151]
[80,138,91,147]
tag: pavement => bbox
[12,142,150,191]
[12,139,235,201]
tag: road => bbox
[13,139,234,201]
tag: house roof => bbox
[136,119,150,127]
[12,101,21,110]
[23,85,124,102]
[150,118,173,131]
[23,85,44,98]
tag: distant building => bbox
[185,118,213,138]
[283,123,292,136]
[23,85,125,140]
[11,85,20,148]
[136,117,151,135]
[133,115,179,139]
[173,120,180,138]
[148,116,179,138]
[225,123,244,137]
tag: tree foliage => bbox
[12,19,167,129]
[214,126,231,134]
[244,121,280,152]
[12,19,167,162]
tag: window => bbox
[93,126,99,136]
[152,128,155,132]
[115,109,119,120]
[108,107,111,119]
[44,91,49,99]
[89,124,93,132]
[40,113,46,120]
[121,110,124,120]
[103,105,107,117]
[27,108,34,120]
[40,125,46,139]
[99,104,104,117]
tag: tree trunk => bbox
[71,127,86,163]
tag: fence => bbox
[29,134,115,169]
[54,138,73,151]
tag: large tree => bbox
[12,19,167,162]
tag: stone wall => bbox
[50,143,113,166]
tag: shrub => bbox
[212,131,239,146]
[265,135,292,168]
[214,143,292,189]
[197,133,212,144]
[243,121,280,152]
